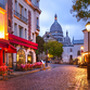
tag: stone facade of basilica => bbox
[43,14,84,63]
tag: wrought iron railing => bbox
[14,10,28,23]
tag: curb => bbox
[0,66,51,80]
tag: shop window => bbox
[17,49,26,64]
[8,53,13,68]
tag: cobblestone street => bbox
[0,64,90,90]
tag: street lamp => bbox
[86,21,90,80]
[46,50,48,66]
[80,46,84,53]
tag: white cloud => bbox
[62,24,84,40]
[39,0,86,40]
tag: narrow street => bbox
[0,64,90,90]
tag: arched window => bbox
[17,49,26,64]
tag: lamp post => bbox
[46,50,48,66]
[86,21,90,80]
[80,46,84,53]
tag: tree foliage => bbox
[44,41,63,57]
[36,36,45,54]
[71,0,90,21]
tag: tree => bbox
[71,0,90,21]
[44,41,63,58]
[36,36,45,61]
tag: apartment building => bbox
[0,0,41,69]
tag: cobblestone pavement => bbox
[0,64,90,90]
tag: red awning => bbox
[0,39,17,53]
[10,40,37,50]
[0,39,9,48]
[9,33,38,50]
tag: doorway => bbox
[27,52,33,64]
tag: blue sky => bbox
[39,0,87,40]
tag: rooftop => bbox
[73,40,84,45]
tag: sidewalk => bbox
[0,66,51,80]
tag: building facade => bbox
[0,0,41,69]
[62,39,84,63]
[79,29,90,64]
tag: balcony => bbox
[0,3,5,9]
[14,10,28,24]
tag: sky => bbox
[39,0,87,40]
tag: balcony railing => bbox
[0,3,5,9]
[14,10,28,24]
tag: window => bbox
[25,29,27,39]
[8,20,11,27]
[15,0,17,11]
[25,8,27,17]
[36,17,39,29]
[77,50,81,56]
[14,23,17,35]
[70,48,72,52]
[37,17,39,25]
[19,4,23,15]
[19,26,23,38]
[32,33,34,41]
[70,55,73,60]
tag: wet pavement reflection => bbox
[0,64,90,90]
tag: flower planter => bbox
[16,62,42,71]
